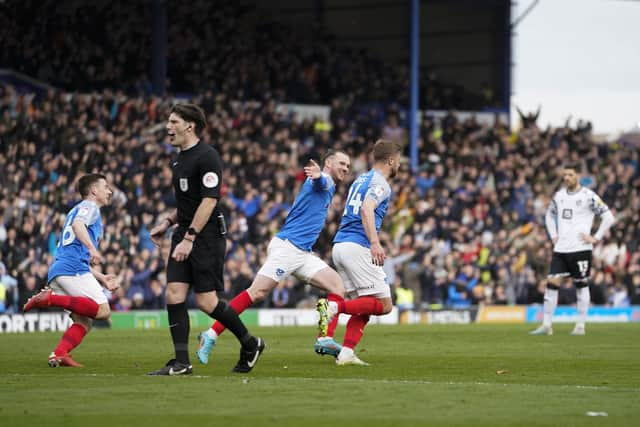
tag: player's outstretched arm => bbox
[304,159,328,192]
[304,159,321,179]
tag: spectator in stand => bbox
[446,264,479,308]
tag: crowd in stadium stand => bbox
[0,0,490,110]
[1,0,638,314]
[1,79,639,315]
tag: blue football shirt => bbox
[334,169,391,248]
[276,173,336,251]
[48,200,103,282]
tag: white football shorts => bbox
[332,241,390,299]
[256,237,329,283]
[48,273,108,305]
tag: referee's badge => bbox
[179,178,189,192]
[203,172,219,188]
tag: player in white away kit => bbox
[317,139,402,366]
[530,163,615,336]
[195,151,351,364]
[23,174,119,367]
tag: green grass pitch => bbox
[1,323,639,427]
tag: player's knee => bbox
[326,277,345,297]
[196,300,210,312]
[380,299,393,314]
[311,269,345,297]
[94,303,111,320]
[71,314,93,331]
[196,294,218,313]
[165,286,185,304]
[248,286,268,302]
[248,278,275,302]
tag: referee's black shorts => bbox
[166,223,225,293]
[548,250,592,285]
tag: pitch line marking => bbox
[3,373,639,392]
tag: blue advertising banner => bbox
[526,306,640,323]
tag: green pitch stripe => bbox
[110,309,258,329]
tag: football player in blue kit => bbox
[23,174,119,367]
[196,150,351,364]
[317,139,402,366]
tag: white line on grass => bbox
[3,372,638,392]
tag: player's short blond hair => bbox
[372,139,402,162]
[321,149,348,167]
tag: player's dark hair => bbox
[321,149,347,167]
[171,103,207,135]
[372,139,402,162]
[563,162,582,173]
[77,173,106,198]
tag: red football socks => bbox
[326,312,340,337]
[50,294,99,318]
[340,296,384,316]
[54,323,88,356]
[212,290,253,335]
[343,314,370,349]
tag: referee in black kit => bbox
[148,103,264,375]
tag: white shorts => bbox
[48,273,108,305]
[256,237,329,283]
[332,242,391,299]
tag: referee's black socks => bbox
[167,302,190,364]
[210,300,255,348]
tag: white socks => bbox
[337,346,354,360]
[576,286,590,329]
[205,328,218,339]
[543,288,559,328]
[328,301,338,316]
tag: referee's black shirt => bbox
[171,141,222,227]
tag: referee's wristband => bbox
[183,236,195,243]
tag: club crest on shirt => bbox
[576,200,582,207]
[179,178,188,192]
